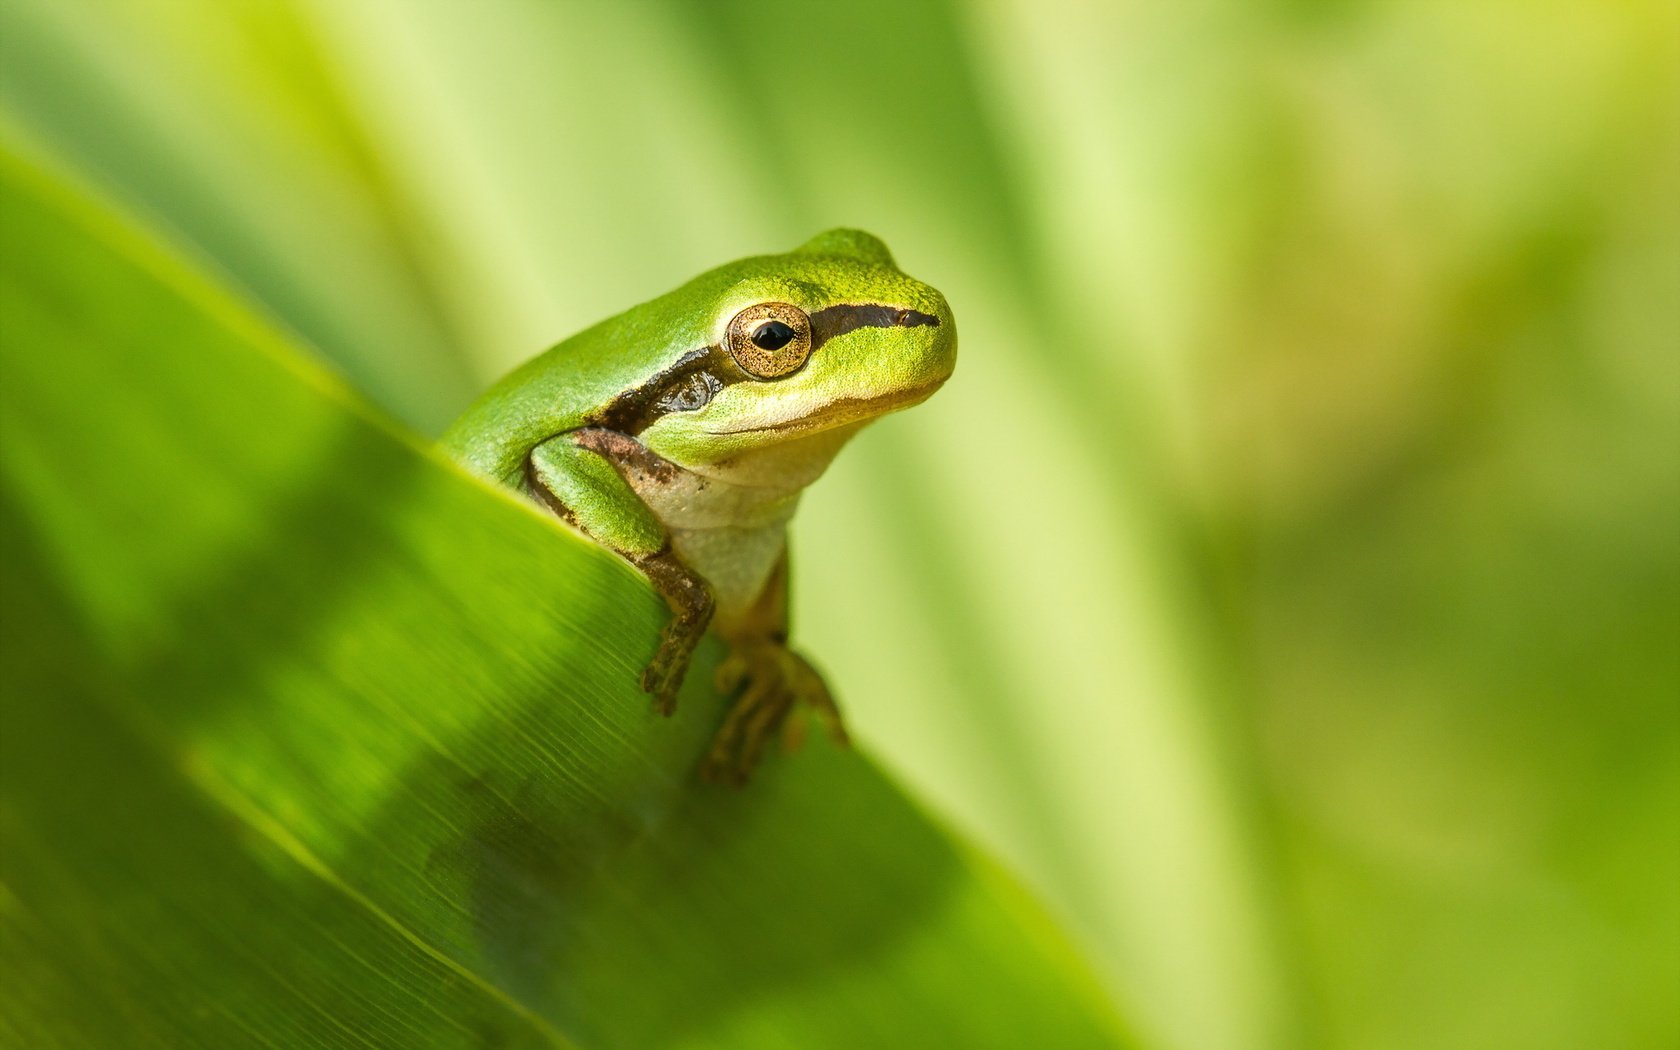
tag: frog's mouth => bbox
[704,378,947,438]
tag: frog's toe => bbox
[702,675,778,784]
[801,667,848,747]
[733,687,797,784]
[713,650,750,695]
[701,643,846,783]
[639,658,682,717]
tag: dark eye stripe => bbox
[809,303,940,350]
[588,345,730,435]
[655,370,723,413]
[587,302,938,436]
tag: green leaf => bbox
[0,144,1129,1047]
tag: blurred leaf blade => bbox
[0,144,1130,1049]
[0,0,479,432]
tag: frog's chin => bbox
[703,378,946,440]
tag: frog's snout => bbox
[917,289,957,383]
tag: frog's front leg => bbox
[703,549,848,785]
[526,430,713,716]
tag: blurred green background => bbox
[3,1,1676,1048]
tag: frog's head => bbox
[618,229,955,474]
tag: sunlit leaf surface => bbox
[0,147,1127,1049]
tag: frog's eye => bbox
[752,320,795,351]
[725,302,812,379]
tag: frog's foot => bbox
[702,643,847,785]
[638,602,716,717]
[634,551,715,717]
[637,634,685,718]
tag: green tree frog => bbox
[443,229,955,782]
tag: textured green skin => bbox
[442,228,956,566]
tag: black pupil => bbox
[751,320,796,351]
